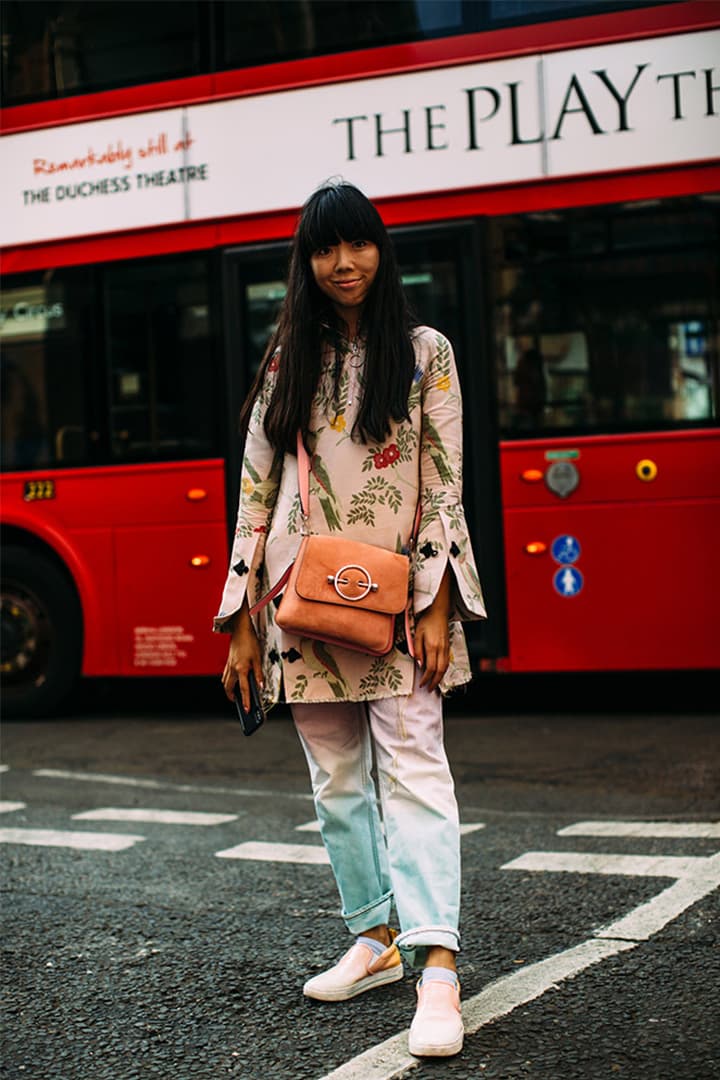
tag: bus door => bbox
[222,224,507,664]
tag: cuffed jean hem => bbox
[396,925,460,970]
[343,890,394,936]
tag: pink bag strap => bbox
[296,431,311,519]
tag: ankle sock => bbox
[421,966,459,989]
[357,935,388,957]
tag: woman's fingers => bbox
[416,629,449,692]
[222,620,263,709]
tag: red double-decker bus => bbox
[1,0,718,716]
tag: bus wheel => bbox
[1,546,82,718]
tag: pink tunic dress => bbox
[214,326,486,706]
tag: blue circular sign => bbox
[551,535,581,564]
[553,565,584,597]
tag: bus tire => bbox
[1,545,82,718]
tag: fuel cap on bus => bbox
[545,460,579,498]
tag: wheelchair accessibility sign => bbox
[553,565,583,596]
[551,535,581,564]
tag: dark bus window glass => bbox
[1,0,207,106]
[1,268,95,471]
[487,0,674,23]
[2,0,676,105]
[219,0,670,69]
[104,256,219,463]
[492,197,720,438]
[221,1,428,70]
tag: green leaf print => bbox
[290,674,309,702]
[286,492,302,534]
[422,415,455,485]
[305,641,350,699]
[310,452,343,532]
[358,655,403,695]
[432,334,452,378]
[396,424,418,461]
[348,477,403,526]
[244,459,262,485]
[419,488,444,528]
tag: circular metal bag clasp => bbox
[329,563,378,601]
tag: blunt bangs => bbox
[297,183,386,258]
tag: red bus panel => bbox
[1,460,229,678]
[500,429,720,671]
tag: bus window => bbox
[0,270,95,471]
[104,255,220,463]
[492,196,719,438]
[1,0,207,106]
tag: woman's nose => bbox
[334,242,355,269]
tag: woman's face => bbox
[310,239,380,323]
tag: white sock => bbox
[421,965,459,988]
[357,935,387,957]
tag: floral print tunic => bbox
[214,326,486,706]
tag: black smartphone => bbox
[233,671,265,736]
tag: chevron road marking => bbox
[315,823,720,1080]
[0,828,145,852]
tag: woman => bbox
[216,181,485,1058]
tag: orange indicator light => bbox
[187,488,208,501]
[524,541,547,555]
[521,468,544,482]
[190,555,211,568]
[636,459,658,481]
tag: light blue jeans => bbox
[291,672,460,968]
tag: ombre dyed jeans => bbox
[291,672,460,968]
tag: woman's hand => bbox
[221,600,264,711]
[414,566,452,693]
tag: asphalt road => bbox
[1,674,719,1080]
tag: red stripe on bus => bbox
[3,162,719,273]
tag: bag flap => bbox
[293,535,409,615]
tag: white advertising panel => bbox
[1,28,718,248]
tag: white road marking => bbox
[502,851,710,878]
[460,823,486,836]
[0,765,9,773]
[595,853,720,941]
[558,820,720,839]
[0,802,26,813]
[215,841,330,864]
[0,828,144,852]
[32,768,313,800]
[72,808,237,826]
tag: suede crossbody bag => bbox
[250,434,420,657]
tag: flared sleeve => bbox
[412,331,487,623]
[213,362,281,632]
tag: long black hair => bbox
[239,181,417,454]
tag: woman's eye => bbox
[352,240,368,249]
[315,246,332,257]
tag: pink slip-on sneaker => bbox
[408,977,464,1057]
[303,935,403,1002]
